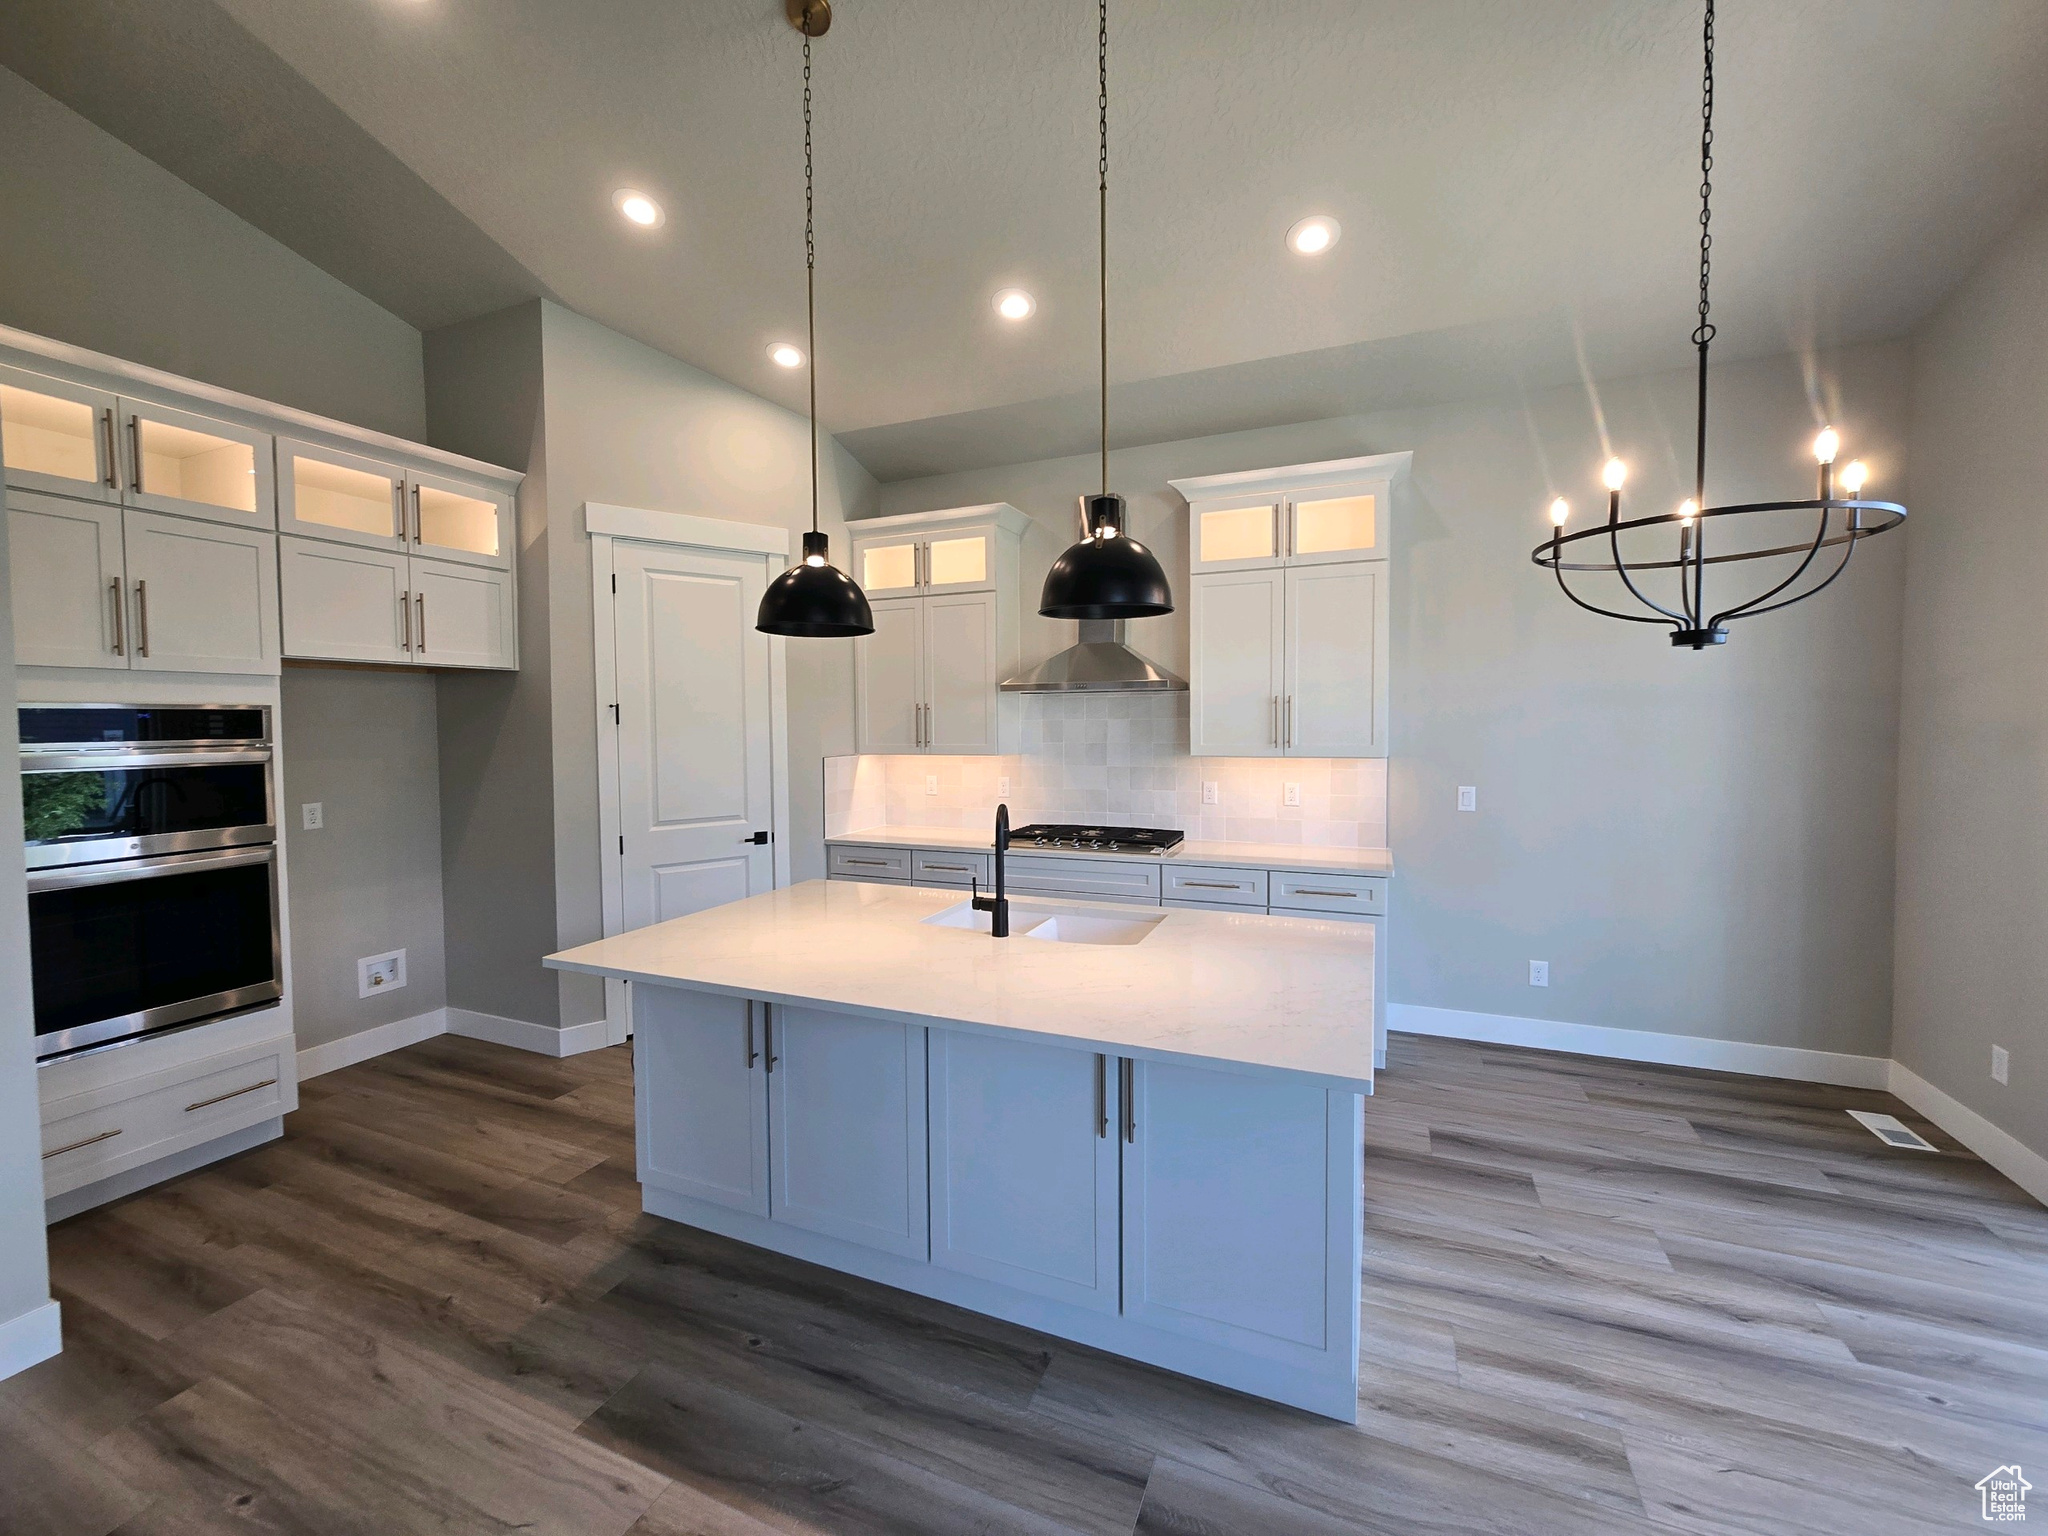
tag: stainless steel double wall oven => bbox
[21,704,282,1060]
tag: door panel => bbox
[634,987,769,1215]
[0,366,118,502]
[411,557,513,669]
[768,1006,928,1259]
[1285,563,1387,757]
[1121,1059,1346,1365]
[277,438,404,549]
[1189,570,1284,756]
[613,542,773,931]
[854,597,923,752]
[279,537,411,664]
[8,492,126,669]
[122,401,274,529]
[929,1031,1118,1311]
[123,511,279,675]
[923,591,997,753]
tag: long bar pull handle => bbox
[744,1001,758,1068]
[44,1128,122,1160]
[185,1078,276,1113]
[1285,694,1294,748]
[411,483,422,543]
[400,589,411,651]
[135,579,149,658]
[1271,695,1280,747]
[109,579,124,655]
[101,408,118,487]
[416,593,426,653]
[1120,1058,1136,1143]
[1095,1054,1107,1139]
[127,416,142,492]
[763,1004,777,1073]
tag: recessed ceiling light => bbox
[992,288,1036,321]
[767,342,805,368]
[613,189,664,228]
[1286,215,1340,256]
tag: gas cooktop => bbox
[1009,823,1185,855]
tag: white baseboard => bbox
[296,1008,448,1081]
[1888,1062,2048,1207]
[1387,1004,1891,1089]
[446,1007,611,1058]
[0,1298,62,1382]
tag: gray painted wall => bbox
[0,65,424,439]
[878,343,1909,1057]
[1893,202,2048,1162]
[277,667,448,1051]
[425,300,877,1031]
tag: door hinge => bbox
[618,834,625,855]
[611,573,617,593]
[612,702,621,724]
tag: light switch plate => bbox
[1992,1045,2010,1085]
[1529,959,1549,987]
[301,802,324,830]
[1282,782,1301,807]
[925,774,939,795]
[1201,781,1219,805]
[358,949,406,998]
[1457,786,1477,813]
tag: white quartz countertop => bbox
[547,879,1373,1093]
[828,825,1394,877]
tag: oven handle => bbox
[27,843,274,894]
[20,748,273,772]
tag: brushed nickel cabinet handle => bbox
[135,579,149,657]
[1272,695,1280,747]
[101,408,117,487]
[127,416,142,492]
[1292,887,1357,899]
[1182,881,1242,890]
[400,589,411,651]
[924,863,970,872]
[842,857,892,867]
[1285,694,1294,748]
[416,593,426,652]
[44,1127,122,1160]
[393,481,406,540]
[109,578,124,655]
[185,1078,277,1113]
[411,483,422,542]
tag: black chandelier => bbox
[1532,0,1905,649]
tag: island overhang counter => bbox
[547,878,1374,1420]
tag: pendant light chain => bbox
[1686,0,1715,622]
[804,34,819,538]
[1098,0,1109,499]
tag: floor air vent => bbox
[1847,1110,1938,1151]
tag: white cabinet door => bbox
[411,556,514,670]
[921,524,997,595]
[277,438,405,551]
[408,467,512,570]
[855,597,924,752]
[8,492,127,669]
[633,987,770,1217]
[279,537,413,664]
[1285,563,1387,757]
[1121,1058,1356,1371]
[0,366,119,503]
[923,590,998,754]
[929,1031,1118,1311]
[123,511,279,675]
[1189,494,1282,573]
[121,400,275,530]
[1189,569,1285,756]
[852,533,922,600]
[1285,482,1387,565]
[767,1006,929,1260]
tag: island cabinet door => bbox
[767,1006,929,1260]
[633,988,770,1217]
[927,1032,1119,1312]
[1119,1059,1361,1376]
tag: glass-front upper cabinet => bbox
[277,439,404,549]
[854,535,921,600]
[121,400,275,529]
[1285,482,1385,564]
[407,468,511,569]
[851,519,1000,599]
[1190,495,1283,572]
[0,365,119,503]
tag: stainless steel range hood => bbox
[999,620,1186,693]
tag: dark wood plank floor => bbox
[3,1031,2043,1535]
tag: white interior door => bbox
[613,540,774,930]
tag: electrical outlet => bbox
[357,949,407,998]
[1201,781,1219,805]
[1283,782,1301,807]
[1992,1045,2010,1085]
[1457,786,1477,813]
[301,802,324,830]
[1529,959,1550,987]
[925,774,939,795]
[998,776,1011,796]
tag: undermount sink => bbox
[923,899,1164,946]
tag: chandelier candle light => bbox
[1532,0,1905,649]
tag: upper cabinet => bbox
[408,467,511,569]
[1171,453,1407,759]
[278,438,405,548]
[851,504,1027,755]
[122,400,274,529]
[0,365,119,503]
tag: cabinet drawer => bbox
[911,849,990,887]
[1004,855,1162,903]
[1162,865,1268,907]
[1270,872,1385,915]
[828,844,912,882]
[40,1037,294,1198]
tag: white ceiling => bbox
[9,0,2048,478]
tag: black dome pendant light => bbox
[1039,0,1173,622]
[757,0,875,639]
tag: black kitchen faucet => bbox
[971,803,1011,937]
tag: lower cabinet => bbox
[279,532,514,670]
[635,987,771,1216]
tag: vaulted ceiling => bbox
[7,0,2048,478]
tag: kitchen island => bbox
[546,878,1373,1420]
